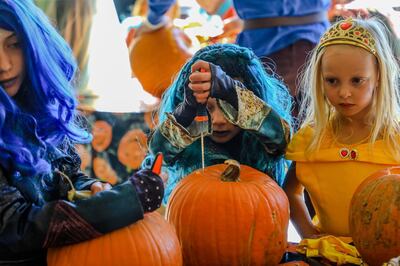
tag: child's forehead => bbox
[322,45,375,64]
[321,45,378,73]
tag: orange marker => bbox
[151,153,163,175]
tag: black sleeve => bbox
[0,170,144,257]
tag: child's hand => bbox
[129,169,164,213]
[190,60,243,109]
[90,181,112,195]
[189,60,212,104]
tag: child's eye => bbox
[351,77,364,85]
[324,78,337,85]
[8,41,20,49]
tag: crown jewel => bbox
[318,18,376,55]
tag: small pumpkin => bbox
[47,212,183,266]
[349,167,400,266]
[91,120,112,152]
[117,129,148,170]
[166,160,289,266]
[129,25,192,98]
[93,157,118,185]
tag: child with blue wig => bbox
[148,43,293,204]
[0,0,164,264]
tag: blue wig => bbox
[0,0,91,176]
[157,44,292,188]
[159,43,292,125]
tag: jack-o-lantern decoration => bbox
[47,212,183,266]
[117,129,148,170]
[93,157,118,185]
[129,25,192,98]
[166,160,289,266]
[92,120,112,152]
[75,144,91,171]
[349,167,400,266]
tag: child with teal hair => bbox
[148,43,293,204]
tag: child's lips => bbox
[0,77,17,89]
[213,130,229,137]
[339,103,355,107]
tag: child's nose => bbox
[211,105,228,125]
[338,85,351,98]
[0,51,12,73]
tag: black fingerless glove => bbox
[172,83,198,127]
[209,62,243,110]
[129,169,164,213]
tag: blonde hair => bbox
[298,17,400,158]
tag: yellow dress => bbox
[286,126,399,236]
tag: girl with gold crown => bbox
[284,16,400,240]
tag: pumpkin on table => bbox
[166,160,289,266]
[47,212,183,266]
[349,167,400,266]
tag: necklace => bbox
[332,132,371,161]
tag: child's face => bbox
[0,28,25,97]
[321,44,379,122]
[207,97,241,143]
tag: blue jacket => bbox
[147,0,331,56]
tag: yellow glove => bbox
[297,235,363,265]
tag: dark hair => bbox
[0,0,91,176]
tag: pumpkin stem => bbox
[221,160,240,182]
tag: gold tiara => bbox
[318,18,376,55]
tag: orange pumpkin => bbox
[129,25,192,98]
[349,167,400,266]
[91,120,112,152]
[47,212,183,266]
[166,160,289,266]
[117,129,148,170]
[93,157,118,185]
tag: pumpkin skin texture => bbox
[129,25,192,98]
[166,162,289,266]
[349,167,400,266]
[47,212,183,266]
